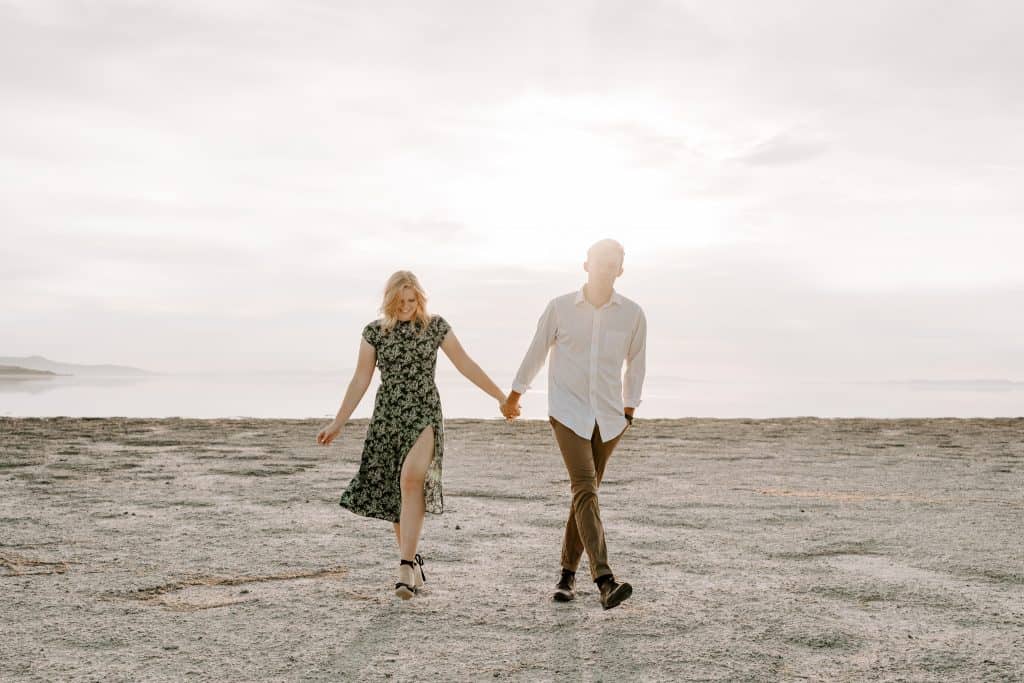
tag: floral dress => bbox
[339,314,450,522]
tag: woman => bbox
[316,270,514,599]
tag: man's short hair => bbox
[587,239,625,267]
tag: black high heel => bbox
[413,553,426,589]
[395,559,416,600]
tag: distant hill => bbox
[0,365,58,377]
[0,356,154,377]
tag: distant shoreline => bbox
[0,365,60,377]
[0,356,152,377]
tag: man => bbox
[503,239,647,610]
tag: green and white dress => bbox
[339,314,449,523]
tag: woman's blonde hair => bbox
[380,270,430,335]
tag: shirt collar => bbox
[576,286,622,307]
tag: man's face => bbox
[585,250,623,281]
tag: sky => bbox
[3,0,1023,384]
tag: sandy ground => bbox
[1,417,1023,682]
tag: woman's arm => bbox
[317,338,377,445]
[439,329,507,404]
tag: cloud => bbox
[735,131,828,166]
[2,0,1023,385]
[627,244,1024,381]
[397,219,469,241]
[588,122,698,168]
[7,248,1022,382]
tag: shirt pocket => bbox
[602,330,630,360]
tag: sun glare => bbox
[438,117,733,268]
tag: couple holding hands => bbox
[316,239,647,610]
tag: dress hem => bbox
[338,500,444,524]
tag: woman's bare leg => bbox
[392,523,401,549]
[398,425,434,561]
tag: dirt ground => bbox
[1,417,1022,682]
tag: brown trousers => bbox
[549,418,626,582]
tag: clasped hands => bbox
[499,394,521,422]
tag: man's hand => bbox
[500,400,520,421]
[500,393,521,421]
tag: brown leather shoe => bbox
[552,570,576,602]
[598,577,632,610]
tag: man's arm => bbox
[623,308,647,419]
[506,300,558,410]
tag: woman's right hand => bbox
[316,421,343,446]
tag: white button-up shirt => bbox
[512,287,647,442]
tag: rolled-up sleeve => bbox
[623,308,646,408]
[511,300,557,395]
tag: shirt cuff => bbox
[511,381,530,395]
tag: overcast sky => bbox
[3,0,1022,382]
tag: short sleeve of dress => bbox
[433,315,451,348]
[361,322,379,349]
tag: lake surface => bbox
[1,373,1020,419]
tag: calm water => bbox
[1,373,1020,419]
